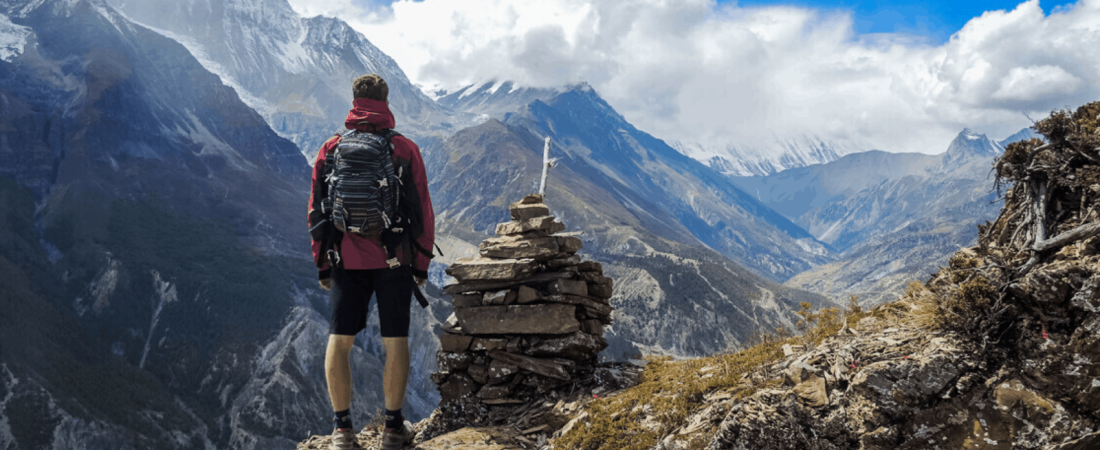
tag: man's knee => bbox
[327,334,357,355]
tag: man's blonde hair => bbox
[353,74,388,101]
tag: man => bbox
[308,74,435,450]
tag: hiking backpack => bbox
[323,129,406,239]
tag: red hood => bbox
[345,98,396,131]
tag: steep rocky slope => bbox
[328,102,1100,450]
[583,103,1100,449]
[0,1,444,448]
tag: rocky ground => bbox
[299,103,1100,449]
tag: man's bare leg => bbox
[326,334,357,413]
[382,337,409,411]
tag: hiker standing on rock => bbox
[308,74,436,450]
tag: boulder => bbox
[547,279,588,297]
[547,255,582,268]
[518,193,543,204]
[792,375,828,408]
[577,261,603,273]
[478,384,513,400]
[581,320,604,335]
[541,294,613,317]
[447,257,536,282]
[438,351,473,373]
[516,285,541,304]
[468,364,489,384]
[444,272,573,295]
[439,372,478,403]
[480,235,560,260]
[509,202,551,221]
[489,350,571,381]
[440,333,474,353]
[588,282,613,299]
[556,236,583,254]
[488,359,519,384]
[482,290,517,306]
[495,216,565,236]
[471,338,508,352]
[452,293,482,308]
[524,331,607,360]
[455,304,580,335]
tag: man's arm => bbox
[398,136,435,280]
[309,136,342,282]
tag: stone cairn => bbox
[433,193,614,408]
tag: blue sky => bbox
[721,0,1075,42]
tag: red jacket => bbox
[309,98,435,280]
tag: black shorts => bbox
[329,266,413,337]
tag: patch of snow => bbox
[0,13,31,62]
[92,3,123,34]
[140,270,179,369]
[114,11,274,117]
[487,79,507,95]
[89,257,122,315]
[457,82,481,100]
[178,111,257,172]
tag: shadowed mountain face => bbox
[106,0,471,157]
[0,1,444,449]
[736,129,1016,305]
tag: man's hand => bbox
[319,278,333,291]
[414,276,427,288]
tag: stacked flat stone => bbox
[433,194,614,406]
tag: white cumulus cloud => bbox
[287,0,1100,155]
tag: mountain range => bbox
[0,0,447,448]
[734,129,1030,304]
[0,0,1033,448]
[105,0,473,157]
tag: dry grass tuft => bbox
[553,301,867,450]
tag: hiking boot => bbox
[329,428,361,450]
[380,420,415,450]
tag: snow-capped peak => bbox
[0,13,32,62]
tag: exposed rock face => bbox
[693,103,1100,449]
[421,194,615,439]
[437,195,611,400]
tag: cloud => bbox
[288,0,1100,155]
[993,65,1084,103]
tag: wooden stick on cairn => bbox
[539,137,552,196]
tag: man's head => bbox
[353,74,388,102]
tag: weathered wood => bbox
[1034,220,1100,252]
[488,350,570,381]
[539,137,551,196]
